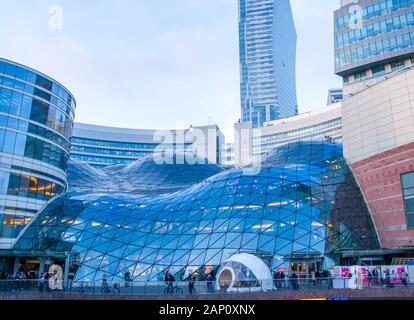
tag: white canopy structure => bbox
[216,253,274,293]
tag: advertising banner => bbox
[380,265,408,284]
[332,265,411,288]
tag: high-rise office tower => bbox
[334,0,414,96]
[239,0,298,128]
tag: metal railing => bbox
[0,277,412,296]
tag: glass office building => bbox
[335,0,414,91]
[0,58,75,249]
[15,142,379,282]
[71,123,224,168]
[239,0,298,128]
[234,104,343,165]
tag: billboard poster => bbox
[332,265,411,288]
[380,265,408,284]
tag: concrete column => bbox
[38,258,45,279]
[13,257,20,274]
[64,254,70,288]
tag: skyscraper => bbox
[334,0,414,96]
[239,0,298,128]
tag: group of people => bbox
[365,268,409,288]
[0,270,37,291]
[164,270,216,295]
[0,271,35,281]
[273,270,332,290]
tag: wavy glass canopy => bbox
[15,142,379,282]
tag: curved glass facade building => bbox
[71,123,225,168]
[0,58,75,248]
[15,141,379,282]
[234,103,342,166]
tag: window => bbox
[372,65,386,77]
[391,60,406,72]
[401,172,414,229]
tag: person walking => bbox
[291,272,299,290]
[328,269,334,290]
[280,271,286,288]
[273,271,278,288]
[38,273,46,293]
[372,268,378,286]
[206,273,215,294]
[401,270,409,288]
[311,271,317,286]
[385,269,392,288]
[367,269,373,287]
[188,274,196,295]
[392,270,398,288]
[124,271,131,287]
[382,270,387,287]
[164,269,175,294]
[275,271,281,289]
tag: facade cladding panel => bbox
[352,142,414,248]
[15,142,379,282]
[342,64,414,249]
[0,58,75,248]
[239,0,298,128]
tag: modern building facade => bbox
[334,0,414,96]
[234,103,343,166]
[0,58,75,250]
[342,64,414,251]
[15,141,380,282]
[239,0,298,128]
[327,88,344,105]
[71,123,225,168]
[334,0,414,255]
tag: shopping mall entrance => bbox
[287,253,324,280]
[0,250,80,284]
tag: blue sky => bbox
[0,0,342,141]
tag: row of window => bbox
[71,137,191,151]
[0,75,75,119]
[0,113,70,150]
[0,171,64,201]
[0,60,75,112]
[335,11,414,49]
[335,0,414,30]
[70,146,153,158]
[9,165,67,188]
[344,59,410,84]
[401,172,414,228]
[253,118,342,144]
[0,87,73,139]
[335,31,414,68]
[0,214,32,239]
[70,154,137,166]
[253,130,343,155]
[0,129,68,171]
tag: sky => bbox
[0,0,342,142]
